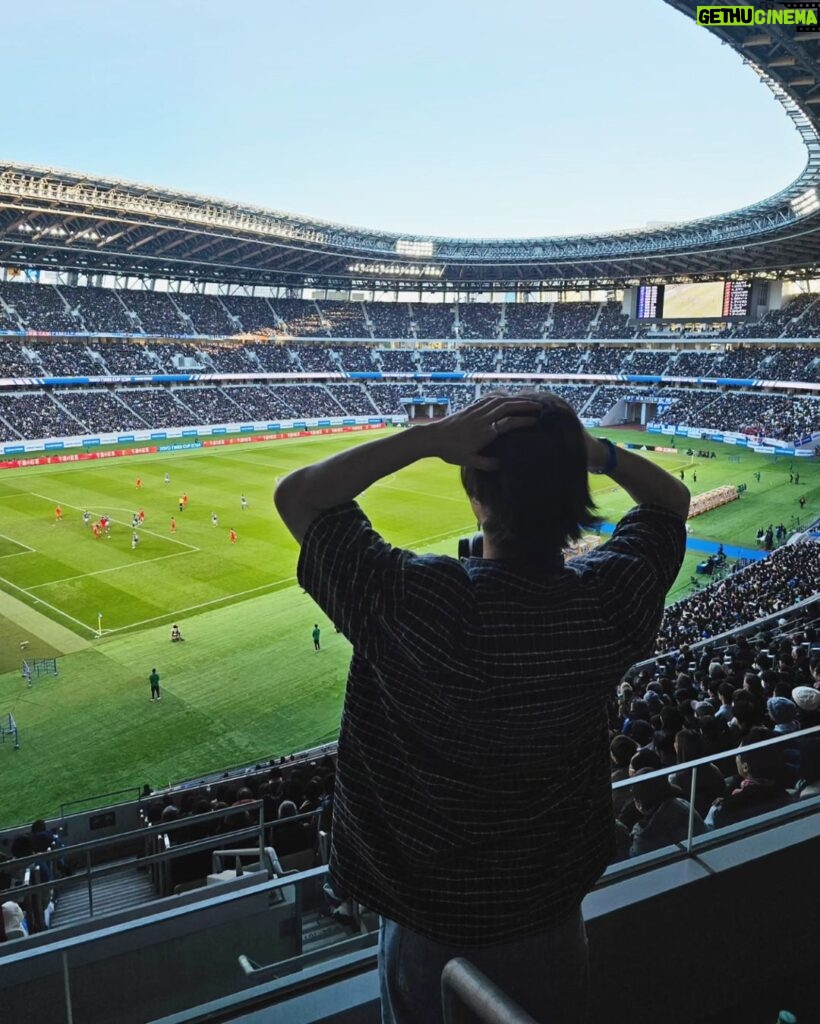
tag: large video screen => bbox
[663,282,725,319]
[634,280,750,319]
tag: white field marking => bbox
[369,480,467,504]
[27,550,196,590]
[102,522,474,634]
[0,532,35,556]
[96,576,299,636]
[0,574,98,635]
[28,493,199,552]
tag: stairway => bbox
[49,862,156,930]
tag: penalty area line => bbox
[97,576,299,636]
[27,549,197,591]
[0,574,99,636]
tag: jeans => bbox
[379,907,589,1024]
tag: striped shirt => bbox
[298,501,686,946]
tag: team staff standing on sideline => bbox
[149,668,161,701]
[275,393,689,1024]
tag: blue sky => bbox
[4,0,806,238]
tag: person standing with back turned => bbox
[274,393,689,1024]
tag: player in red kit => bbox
[229,528,237,544]
[170,517,177,534]
[136,477,142,490]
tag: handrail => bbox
[0,807,322,915]
[441,958,539,1024]
[59,787,144,821]
[610,721,820,791]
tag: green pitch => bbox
[0,428,817,828]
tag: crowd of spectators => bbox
[274,299,328,338]
[734,293,815,339]
[411,304,455,339]
[415,350,459,372]
[326,384,377,415]
[334,345,378,372]
[26,342,103,377]
[94,341,163,375]
[657,542,820,651]
[53,390,139,433]
[540,346,581,374]
[457,303,501,340]
[292,344,340,373]
[0,341,40,375]
[0,284,78,333]
[498,345,546,373]
[244,344,298,373]
[218,295,280,334]
[122,291,190,336]
[688,392,820,441]
[627,350,674,375]
[375,349,419,373]
[549,301,597,339]
[503,303,548,339]
[173,294,236,336]
[366,303,413,339]
[593,302,633,340]
[0,392,84,442]
[366,383,409,414]
[458,344,499,373]
[582,346,630,375]
[316,301,368,338]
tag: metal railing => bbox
[442,959,539,1024]
[607,722,820,867]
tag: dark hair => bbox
[675,728,706,764]
[611,735,638,768]
[739,726,782,781]
[460,392,599,559]
[631,767,681,812]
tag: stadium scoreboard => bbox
[636,284,660,319]
[633,280,751,320]
[722,280,750,318]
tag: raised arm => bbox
[274,397,541,543]
[585,433,690,520]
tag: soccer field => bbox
[0,427,817,828]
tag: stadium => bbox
[1,1,819,1021]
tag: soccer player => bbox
[312,624,321,651]
[241,494,248,511]
[131,532,140,550]
[164,472,170,485]
[212,512,219,528]
[92,523,101,539]
[229,528,237,544]
[136,477,142,490]
[170,516,177,534]
[138,509,145,524]
[131,513,140,529]
[182,493,188,509]
[54,505,62,523]
[179,496,185,512]
[82,510,91,527]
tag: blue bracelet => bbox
[600,438,617,476]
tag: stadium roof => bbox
[4,2,820,290]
